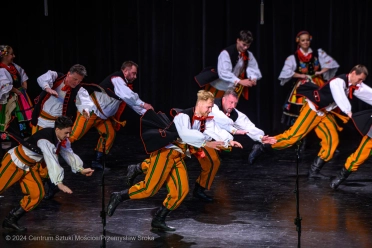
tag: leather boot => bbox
[330,167,352,189]
[193,182,213,202]
[44,178,59,200]
[126,163,143,186]
[308,157,329,179]
[2,206,27,232]
[248,143,272,164]
[151,206,176,232]
[91,151,104,170]
[106,189,129,217]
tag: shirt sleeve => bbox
[233,108,265,142]
[37,139,65,185]
[0,68,13,101]
[353,82,372,106]
[173,113,207,147]
[329,78,351,114]
[211,104,236,134]
[111,76,146,115]
[278,55,296,86]
[13,63,29,83]
[203,119,233,147]
[37,70,58,90]
[76,87,95,114]
[217,50,240,84]
[58,139,84,173]
[246,51,262,81]
[317,48,339,81]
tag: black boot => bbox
[193,182,213,202]
[44,178,59,200]
[151,206,176,232]
[248,143,272,164]
[308,157,329,179]
[2,206,27,232]
[126,163,143,186]
[106,189,129,217]
[330,167,352,189]
[91,151,104,170]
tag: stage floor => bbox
[1,130,372,248]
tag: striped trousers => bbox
[129,148,189,210]
[272,103,340,162]
[139,146,221,191]
[69,112,115,153]
[0,152,45,211]
[344,135,372,172]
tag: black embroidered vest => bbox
[214,98,238,122]
[99,71,127,100]
[296,74,349,110]
[294,49,321,76]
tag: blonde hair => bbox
[196,90,215,104]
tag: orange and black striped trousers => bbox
[0,148,45,211]
[69,112,115,153]
[138,146,221,191]
[272,103,340,162]
[129,148,189,210]
[343,135,372,172]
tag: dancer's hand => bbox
[81,168,94,176]
[261,135,277,144]
[143,103,154,110]
[11,88,22,95]
[46,88,58,97]
[82,109,90,120]
[234,130,247,135]
[58,183,73,194]
[205,141,225,150]
[229,140,243,148]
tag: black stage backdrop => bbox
[2,0,372,135]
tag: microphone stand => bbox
[100,134,107,248]
[294,140,302,247]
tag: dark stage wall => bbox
[3,0,372,135]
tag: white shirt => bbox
[0,63,28,104]
[210,50,262,91]
[278,48,339,86]
[92,75,146,119]
[307,78,372,116]
[211,104,265,142]
[37,70,94,128]
[8,138,83,185]
[165,113,233,154]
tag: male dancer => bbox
[32,64,95,199]
[106,90,242,232]
[69,61,153,170]
[0,116,94,232]
[32,64,93,133]
[195,30,262,100]
[248,65,371,179]
[127,89,276,187]
[211,89,276,146]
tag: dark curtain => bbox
[3,0,372,135]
